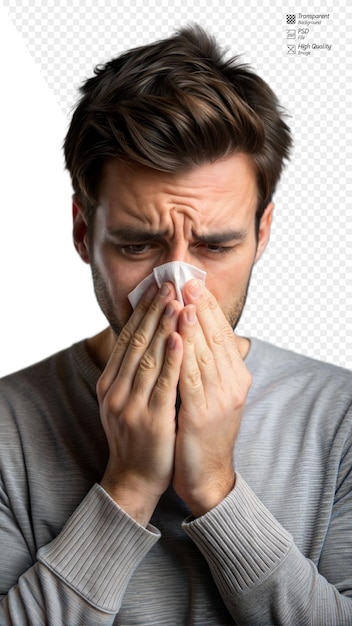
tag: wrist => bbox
[182,472,236,518]
[100,477,160,527]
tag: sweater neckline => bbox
[71,340,102,391]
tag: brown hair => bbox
[64,25,292,230]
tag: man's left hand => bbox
[173,279,252,517]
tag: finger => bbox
[178,305,217,413]
[182,279,240,366]
[183,279,235,339]
[148,330,183,414]
[97,282,176,396]
[131,299,183,398]
[182,281,251,400]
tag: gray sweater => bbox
[0,338,351,625]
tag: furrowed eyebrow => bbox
[107,227,247,244]
[193,230,248,244]
[107,227,169,242]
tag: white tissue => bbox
[128,261,207,309]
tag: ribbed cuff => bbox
[182,472,293,597]
[38,484,160,613]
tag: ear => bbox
[254,200,274,264]
[72,196,90,264]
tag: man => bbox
[0,25,351,625]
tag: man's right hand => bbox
[97,282,183,526]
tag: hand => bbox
[173,279,252,517]
[97,282,183,526]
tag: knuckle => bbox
[207,293,218,311]
[139,352,157,371]
[184,331,196,345]
[197,299,209,313]
[103,393,121,417]
[237,362,252,388]
[137,292,158,314]
[136,300,150,317]
[223,324,235,338]
[155,374,172,392]
[118,326,133,346]
[96,375,108,400]
[244,370,253,391]
[234,388,247,406]
[149,299,161,314]
[200,349,213,366]
[163,350,176,368]
[197,292,217,313]
[211,330,224,346]
[158,314,171,333]
[186,368,202,388]
[130,331,149,349]
[232,377,251,406]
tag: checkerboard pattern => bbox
[3,0,352,368]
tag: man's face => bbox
[73,153,273,336]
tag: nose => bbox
[163,210,199,265]
[163,241,192,265]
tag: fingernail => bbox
[188,279,202,298]
[160,282,171,297]
[168,333,178,349]
[164,302,175,317]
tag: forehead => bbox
[98,153,258,227]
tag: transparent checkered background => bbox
[3,0,352,369]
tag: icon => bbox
[287,29,296,38]
[286,14,296,24]
[287,44,296,54]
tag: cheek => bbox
[206,253,255,303]
[207,273,241,306]
[93,245,154,302]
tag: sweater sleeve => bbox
[183,472,352,625]
[0,484,160,626]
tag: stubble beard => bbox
[91,262,128,338]
[224,284,249,331]
[90,261,251,339]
